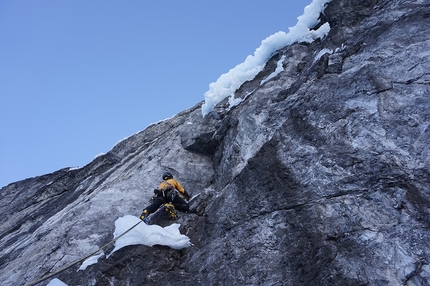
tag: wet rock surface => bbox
[1,0,430,285]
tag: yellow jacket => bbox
[159,178,185,195]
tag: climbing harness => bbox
[24,220,143,286]
[159,180,177,201]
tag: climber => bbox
[140,172,191,221]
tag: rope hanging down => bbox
[25,220,143,286]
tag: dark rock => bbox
[1,0,430,285]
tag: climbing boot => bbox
[164,203,177,220]
[140,210,149,221]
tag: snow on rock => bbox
[79,215,191,271]
[78,251,104,271]
[201,0,333,116]
[261,55,286,85]
[5,1,430,285]
[47,278,68,286]
[110,215,191,253]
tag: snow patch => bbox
[78,215,191,271]
[110,215,191,254]
[313,44,347,64]
[261,55,286,85]
[313,48,334,64]
[68,166,81,171]
[47,278,68,286]
[201,0,333,116]
[78,251,104,271]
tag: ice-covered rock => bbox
[1,0,430,285]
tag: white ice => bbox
[201,0,333,116]
[47,278,68,286]
[78,251,104,271]
[110,215,191,253]
[78,215,191,271]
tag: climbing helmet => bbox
[162,172,173,180]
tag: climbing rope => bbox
[25,220,143,286]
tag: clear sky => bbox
[0,1,308,188]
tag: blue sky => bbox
[0,1,309,188]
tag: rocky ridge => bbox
[1,0,430,285]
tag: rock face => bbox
[1,0,430,285]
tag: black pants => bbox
[145,191,189,214]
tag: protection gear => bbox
[162,172,173,180]
[140,209,149,221]
[167,189,177,202]
[164,203,177,220]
